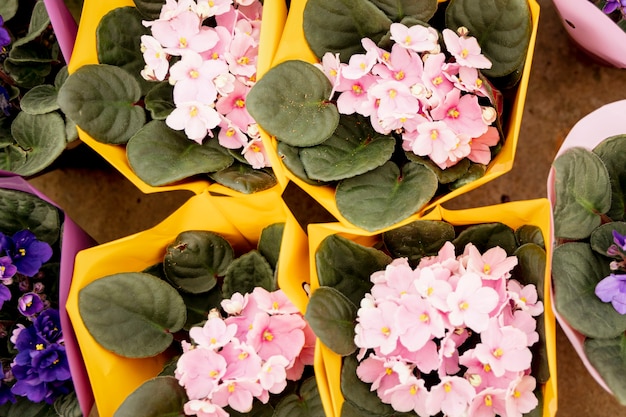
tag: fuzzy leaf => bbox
[79,273,186,358]
[58,64,145,144]
[113,376,187,417]
[127,121,234,186]
[445,0,532,78]
[590,222,626,258]
[273,377,325,417]
[0,187,60,245]
[277,143,323,185]
[448,162,487,190]
[11,1,50,47]
[515,224,545,248]
[247,60,339,147]
[305,286,357,356]
[552,242,626,339]
[19,85,59,115]
[209,163,277,194]
[453,222,518,255]
[299,115,395,181]
[407,154,471,184]
[341,354,398,416]
[552,147,612,240]
[0,0,18,21]
[163,230,234,294]
[336,161,438,232]
[383,220,455,266]
[316,234,391,306]
[258,223,285,270]
[54,392,83,417]
[144,82,174,120]
[584,336,626,406]
[370,0,438,22]
[593,134,626,221]
[132,0,165,19]
[222,250,276,298]
[3,59,51,89]
[303,0,392,61]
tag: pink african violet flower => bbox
[354,300,401,354]
[165,100,222,143]
[286,322,316,381]
[217,121,249,149]
[421,53,455,107]
[430,88,487,138]
[464,243,518,281]
[175,347,227,399]
[356,354,402,393]
[246,313,306,362]
[368,80,420,122]
[140,35,169,81]
[442,28,492,69]
[219,340,262,380]
[151,11,219,55]
[224,31,258,78]
[409,120,460,169]
[505,375,538,417]
[184,399,229,417]
[215,79,255,131]
[259,355,290,393]
[212,379,263,413]
[389,23,439,53]
[502,308,540,346]
[372,43,424,86]
[317,52,342,96]
[446,272,499,332]
[242,138,271,169]
[460,349,518,392]
[468,388,507,417]
[252,288,300,315]
[449,66,490,97]
[396,294,445,351]
[507,279,544,316]
[370,258,420,300]
[382,375,433,416]
[196,0,233,18]
[221,292,248,315]
[169,51,228,104]
[473,318,533,377]
[189,316,238,350]
[468,126,500,165]
[335,73,378,116]
[428,376,476,417]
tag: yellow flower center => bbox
[189,69,199,79]
[444,382,452,393]
[388,89,397,99]
[263,330,274,342]
[492,348,503,358]
[385,368,393,375]
[250,144,261,153]
[419,313,429,322]
[514,390,521,398]
[238,352,248,360]
[395,70,405,81]
[272,301,280,310]
[461,48,469,58]
[483,264,491,274]
[352,84,363,94]
[433,76,443,86]
[19,249,26,256]
[226,128,236,137]
[483,363,491,372]
[238,56,250,65]
[430,130,439,140]
[228,383,235,393]
[447,108,460,118]
[404,36,412,45]
[381,326,391,336]
[36,344,44,351]
[189,106,198,117]
[459,301,469,310]
[484,394,493,407]
[409,385,418,395]
[209,370,219,377]
[235,98,245,108]
[179,37,188,48]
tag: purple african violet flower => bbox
[0,285,10,310]
[17,292,44,317]
[0,16,9,49]
[595,273,626,314]
[0,256,16,281]
[0,366,15,406]
[603,0,626,14]
[0,230,53,277]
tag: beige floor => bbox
[26,0,626,415]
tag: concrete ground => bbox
[27,0,626,415]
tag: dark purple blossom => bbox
[0,16,9,49]
[17,292,44,317]
[0,284,10,310]
[0,366,15,406]
[0,256,16,281]
[0,230,53,277]
[595,273,626,314]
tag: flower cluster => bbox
[140,0,271,169]
[0,230,72,405]
[601,0,626,17]
[317,23,500,171]
[175,287,315,417]
[595,230,626,314]
[354,241,543,417]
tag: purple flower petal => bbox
[595,273,626,314]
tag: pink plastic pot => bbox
[43,0,79,64]
[552,0,626,68]
[547,99,626,395]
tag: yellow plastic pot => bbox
[261,0,540,231]
[293,199,557,417]
[68,0,288,196]
[66,190,290,417]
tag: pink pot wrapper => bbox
[546,99,626,394]
[0,172,96,416]
[43,0,79,64]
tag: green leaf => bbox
[552,242,626,339]
[273,377,325,417]
[247,60,339,147]
[445,0,532,78]
[65,116,78,143]
[0,396,56,417]
[145,81,174,120]
[299,114,395,181]
[222,250,276,298]
[515,224,545,248]
[593,134,626,221]
[113,376,187,417]
[382,220,455,266]
[335,161,438,232]
[163,230,234,294]
[0,0,18,21]
[305,286,357,356]
[302,0,392,61]
[225,403,274,417]
[258,222,285,270]
[316,234,391,305]
[0,146,27,174]
[126,120,234,186]
[132,0,166,19]
[590,222,626,257]
[277,142,325,185]
[340,354,397,416]
[57,64,145,144]
[181,286,223,330]
[370,0,438,22]
[96,7,152,95]
[406,153,471,184]
[552,147,612,240]
[0,188,60,245]
[53,392,83,417]
[584,335,626,406]
[54,66,69,89]
[8,43,55,63]
[11,1,50,47]
[20,85,59,115]
[448,162,487,190]
[453,222,518,255]
[3,59,51,89]
[209,162,277,194]
[79,272,187,358]
[6,112,66,176]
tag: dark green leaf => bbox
[1,396,55,417]
[383,220,455,266]
[247,60,339,147]
[277,142,325,185]
[303,0,392,61]
[8,112,66,176]
[54,66,69,89]
[299,114,395,181]
[97,7,152,95]
[79,272,187,358]
[258,222,285,270]
[0,188,59,245]
[0,0,18,21]
[209,162,277,194]
[225,403,274,417]
[584,336,626,406]
[0,146,27,174]
[448,162,487,190]
[3,59,51,89]
[11,1,50,47]
[515,224,545,249]
[552,146,612,241]
[341,354,397,416]
[20,85,59,115]
[316,234,391,306]
[222,250,276,298]
[8,43,55,63]
[133,0,166,19]
[370,0,438,22]
[336,161,438,232]
[53,392,83,417]
[590,222,626,257]
[593,134,626,221]
[273,377,325,417]
[305,286,357,356]
[406,153,471,184]
[181,286,223,330]
[445,0,532,78]
[552,242,626,339]
[453,222,518,255]
[127,120,234,186]
[164,230,234,294]
[145,81,174,120]
[113,376,187,417]
[57,64,145,144]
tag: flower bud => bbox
[457,26,470,37]
[481,106,497,125]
